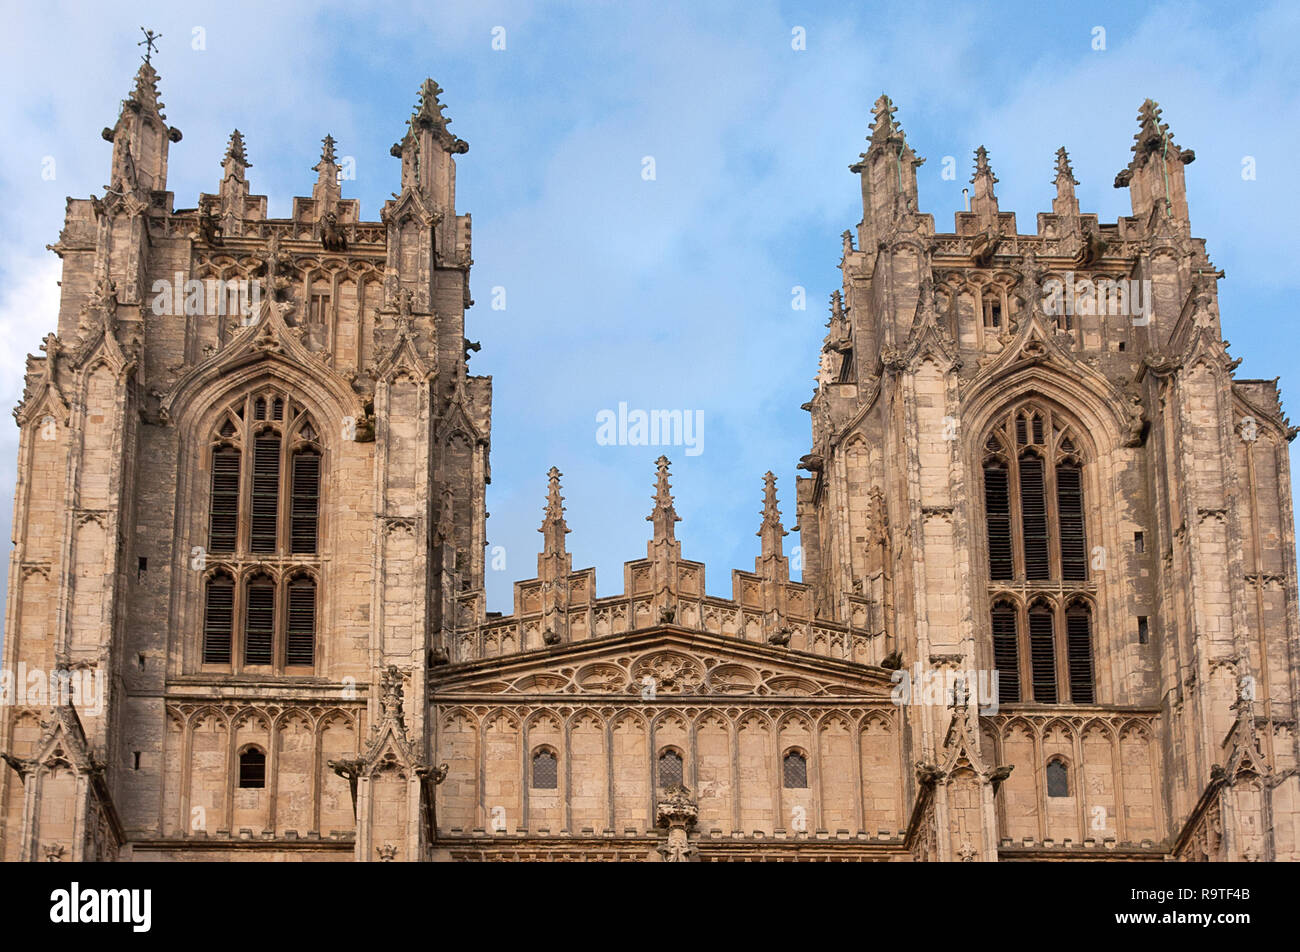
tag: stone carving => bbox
[633,653,703,694]
[655,784,698,863]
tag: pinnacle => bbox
[224,129,250,168]
[760,472,782,527]
[647,456,681,541]
[539,466,569,552]
[867,92,907,148]
[318,134,338,166]
[542,466,566,524]
[1133,98,1173,152]
[412,78,453,132]
[971,146,998,184]
[1053,146,1077,185]
[130,59,164,116]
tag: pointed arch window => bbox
[202,572,235,664]
[1045,758,1069,797]
[981,404,1087,582]
[658,748,683,788]
[199,388,324,675]
[782,750,808,789]
[239,747,267,789]
[986,595,1096,705]
[1065,601,1095,704]
[991,600,1020,704]
[982,403,1097,706]
[531,748,558,789]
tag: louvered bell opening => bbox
[1066,605,1095,704]
[1057,464,1088,581]
[984,463,1013,580]
[1019,454,1050,580]
[285,580,315,666]
[272,398,284,421]
[1016,416,1027,445]
[244,581,275,666]
[1029,607,1057,703]
[291,451,320,554]
[254,398,267,421]
[208,449,240,553]
[1032,414,1044,444]
[991,606,1020,703]
[202,578,234,664]
[250,436,281,553]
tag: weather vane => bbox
[138,27,161,64]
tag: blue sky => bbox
[0,0,1297,618]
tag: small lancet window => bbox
[531,749,558,789]
[1046,759,1069,797]
[658,749,683,788]
[782,750,808,789]
[239,748,266,789]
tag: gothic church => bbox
[1,60,1297,861]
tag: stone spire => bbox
[1114,99,1195,225]
[1051,146,1080,218]
[647,455,681,546]
[223,129,250,177]
[217,130,251,221]
[756,473,791,644]
[538,466,570,561]
[969,146,1000,224]
[758,471,787,560]
[536,467,572,646]
[849,94,924,242]
[101,59,182,194]
[311,134,342,209]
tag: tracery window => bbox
[200,388,322,673]
[982,403,1095,705]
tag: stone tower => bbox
[795,96,1300,861]
[0,62,490,861]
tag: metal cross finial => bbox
[138,27,161,64]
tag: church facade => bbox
[1,61,1297,862]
